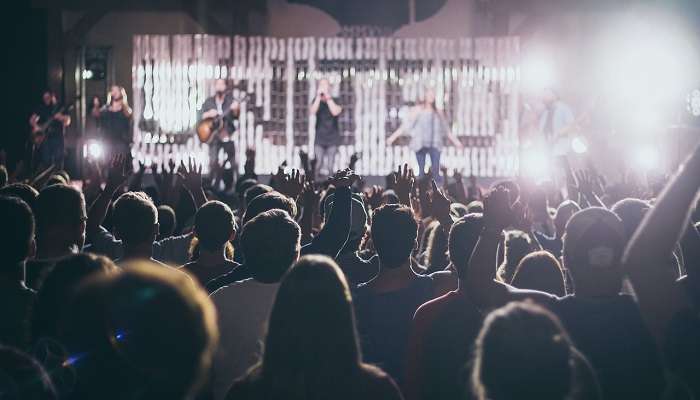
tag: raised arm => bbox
[326,97,343,116]
[302,170,357,258]
[86,155,128,241]
[623,143,700,341]
[178,157,207,210]
[464,188,513,307]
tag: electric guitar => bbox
[31,102,75,146]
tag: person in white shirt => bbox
[210,209,301,398]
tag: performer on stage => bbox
[198,79,240,174]
[386,89,462,179]
[539,88,575,156]
[29,90,71,170]
[99,85,133,158]
[309,78,342,177]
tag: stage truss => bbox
[132,34,520,176]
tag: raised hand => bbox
[349,152,360,170]
[278,168,305,199]
[105,154,129,193]
[178,157,203,194]
[329,168,360,188]
[429,179,452,223]
[575,169,595,198]
[301,180,320,209]
[393,163,414,206]
[365,185,384,210]
[483,187,513,232]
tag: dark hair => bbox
[244,184,273,207]
[194,201,236,252]
[32,253,118,342]
[242,191,297,226]
[447,213,484,277]
[0,196,35,264]
[490,180,520,204]
[241,209,300,283]
[35,184,86,239]
[472,301,575,400]
[611,198,650,240]
[236,178,258,200]
[0,183,39,210]
[112,191,158,246]
[511,251,566,296]
[157,205,177,239]
[563,207,625,295]
[371,204,418,269]
[0,165,7,188]
[263,255,361,374]
[58,263,218,399]
[425,222,449,274]
[554,200,581,236]
[496,230,532,284]
[0,345,57,399]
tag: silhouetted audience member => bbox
[0,182,39,211]
[26,184,86,288]
[180,200,239,286]
[210,209,301,398]
[57,263,218,399]
[226,255,403,400]
[496,230,532,284]
[511,250,566,296]
[405,213,485,400]
[0,345,57,399]
[354,204,434,388]
[157,204,177,240]
[471,301,600,400]
[111,191,162,265]
[534,200,580,259]
[0,196,36,349]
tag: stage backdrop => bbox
[131,34,520,177]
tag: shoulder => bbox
[225,370,263,400]
[357,364,403,399]
[506,283,559,305]
[414,291,455,324]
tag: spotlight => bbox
[521,50,556,93]
[81,69,94,80]
[571,136,588,154]
[84,140,104,160]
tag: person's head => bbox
[194,201,236,253]
[466,200,483,213]
[611,198,650,240]
[58,263,218,399]
[32,253,118,342]
[156,205,177,239]
[497,230,532,284]
[0,183,39,211]
[260,255,361,378]
[45,174,67,187]
[472,301,580,400]
[422,88,436,105]
[0,165,7,188]
[542,87,559,106]
[0,345,57,400]
[491,180,519,204]
[563,207,626,296]
[381,189,400,205]
[0,196,35,267]
[511,251,566,296]
[241,209,301,283]
[371,204,418,269]
[108,85,126,103]
[91,95,102,108]
[236,178,258,204]
[318,78,330,93]
[323,193,368,247]
[34,184,86,255]
[112,191,158,249]
[243,183,273,208]
[448,213,484,278]
[42,90,56,106]
[554,200,581,237]
[242,191,297,226]
[214,79,227,95]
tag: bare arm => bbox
[325,97,343,116]
[87,156,128,241]
[309,96,322,116]
[623,142,700,342]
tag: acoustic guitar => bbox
[196,93,248,144]
[31,102,75,146]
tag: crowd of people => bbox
[0,141,699,400]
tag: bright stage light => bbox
[571,136,588,154]
[84,140,104,160]
[631,145,659,171]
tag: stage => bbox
[126,34,521,178]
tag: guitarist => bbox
[539,87,575,156]
[198,79,240,175]
[29,90,71,170]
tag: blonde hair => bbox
[107,86,132,114]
